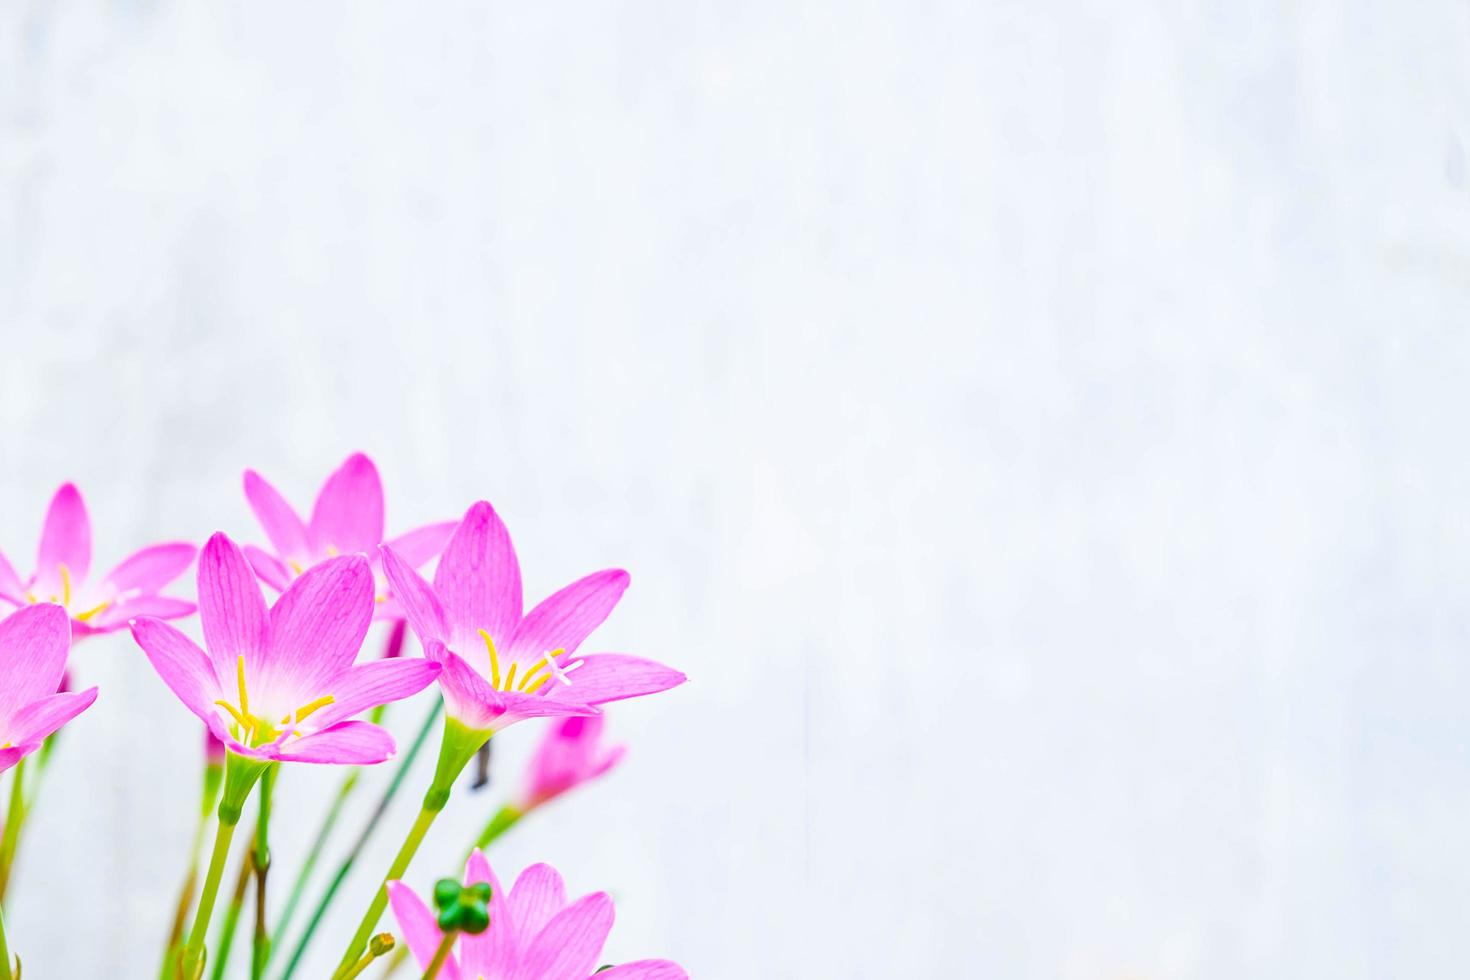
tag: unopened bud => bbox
[370,933,395,956]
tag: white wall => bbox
[4,2,1470,976]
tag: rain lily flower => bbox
[517,714,626,812]
[381,500,686,738]
[130,531,441,767]
[243,452,455,621]
[387,851,686,980]
[0,604,97,773]
[0,483,196,637]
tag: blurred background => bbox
[4,2,1470,977]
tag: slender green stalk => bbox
[0,760,27,902]
[338,934,395,980]
[207,842,255,980]
[268,769,358,966]
[163,754,225,980]
[0,901,12,980]
[421,931,457,980]
[182,755,268,979]
[329,718,486,980]
[252,766,277,980]
[277,700,442,980]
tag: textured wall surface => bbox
[4,2,1470,977]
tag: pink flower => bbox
[0,604,98,773]
[130,532,441,766]
[242,452,456,621]
[387,850,686,980]
[517,715,626,812]
[380,501,685,736]
[0,483,196,637]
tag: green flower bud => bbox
[433,878,463,911]
[369,933,396,956]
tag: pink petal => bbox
[426,644,597,733]
[509,570,629,659]
[511,892,614,980]
[244,545,293,593]
[265,555,374,691]
[102,542,197,595]
[198,532,270,680]
[35,483,92,588]
[380,545,448,645]
[130,618,220,722]
[384,521,458,568]
[541,654,686,708]
[433,501,522,643]
[0,745,33,775]
[267,720,395,765]
[88,596,196,632]
[594,961,688,980]
[460,850,513,980]
[309,453,385,558]
[7,688,97,745]
[388,881,461,980]
[0,604,71,717]
[307,658,441,729]
[0,550,25,605]
[509,864,567,947]
[243,469,310,560]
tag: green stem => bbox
[329,717,486,980]
[421,931,457,980]
[207,841,255,980]
[183,755,267,979]
[0,901,12,980]
[252,766,277,980]
[471,804,522,855]
[277,700,443,980]
[0,760,25,903]
[163,757,222,980]
[268,769,358,968]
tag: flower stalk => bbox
[251,765,277,980]
[0,760,26,903]
[181,754,268,980]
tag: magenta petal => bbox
[509,569,629,659]
[244,469,310,560]
[0,745,32,775]
[308,658,441,729]
[385,521,457,568]
[130,618,220,722]
[244,545,293,593]
[380,545,448,645]
[0,604,71,717]
[0,550,25,604]
[508,864,567,947]
[594,961,689,980]
[198,533,270,679]
[103,542,197,595]
[35,483,92,586]
[388,881,460,979]
[268,720,395,765]
[265,555,374,690]
[8,688,97,745]
[544,654,686,708]
[433,501,522,643]
[89,596,195,632]
[309,453,385,558]
[460,850,513,980]
[511,892,614,980]
[430,644,511,731]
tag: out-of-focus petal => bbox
[388,881,461,980]
[264,555,374,691]
[7,688,97,745]
[508,570,628,659]
[102,542,197,595]
[433,501,522,644]
[510,892,614,980]
[88,596,195,632]
[460,849,513,980]
[384,521,457,568]
[198,533,269,680]
[244,545,293,593]
[307,658,440,729]
[0,604,71,717]
[243,469,310,560]
[309,453,385,558]
[267,720,395,765]
[594,961,689,980]
[380,545,448,645]
[539,654,686,708]
[130,618,219,722]
[35,483,92,588]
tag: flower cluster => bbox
[0,454,687,980]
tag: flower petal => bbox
[384,521,457,568]
[130,617,220,722]
[102,542,197,595]
[380,545,448,645]
[595,961,689,980]
[425,643,597,733]
[7,688,97,745]
[244,469,310,561]
[433,501,522,644]
[307,658,441,729]
[267,720,395,765]
[508,864,567,948]
[35,483,91,588]
[0,604,71,717]
[0,550,25,605]
[511,892,614,980]
[266,556,375,692]
[460,850,513,980]
[87,596,195,633]
[198,533,270,681]
[388,881,460,980]
[309,453,385,558]
[244,545,293,593]
[508,569,629,659]
[540,654,686,708]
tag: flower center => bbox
[213,655,335,747]
[476,630,580,694]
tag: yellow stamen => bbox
[236,655,250,719]
[503,662,518,691]
[75,600,111,623]
[517,648,566,693]
[215,699,252,731]
[523,672,553,695]
[479,629,501,688]
[288,560,304,576]
[326,545,339,557]
[374,595,387,604]
[281,694,335,725]
[58,563,71,607]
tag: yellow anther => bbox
[503,663,518,692]
[326,545,339,557]
[288,560,304,576]
[58,564,71,607]
[281,695,335,725]
[479,629,502,688]
[215,700,251,731]
[236,655,250,720]
[517,648,566,693]
[75,600,111,623]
